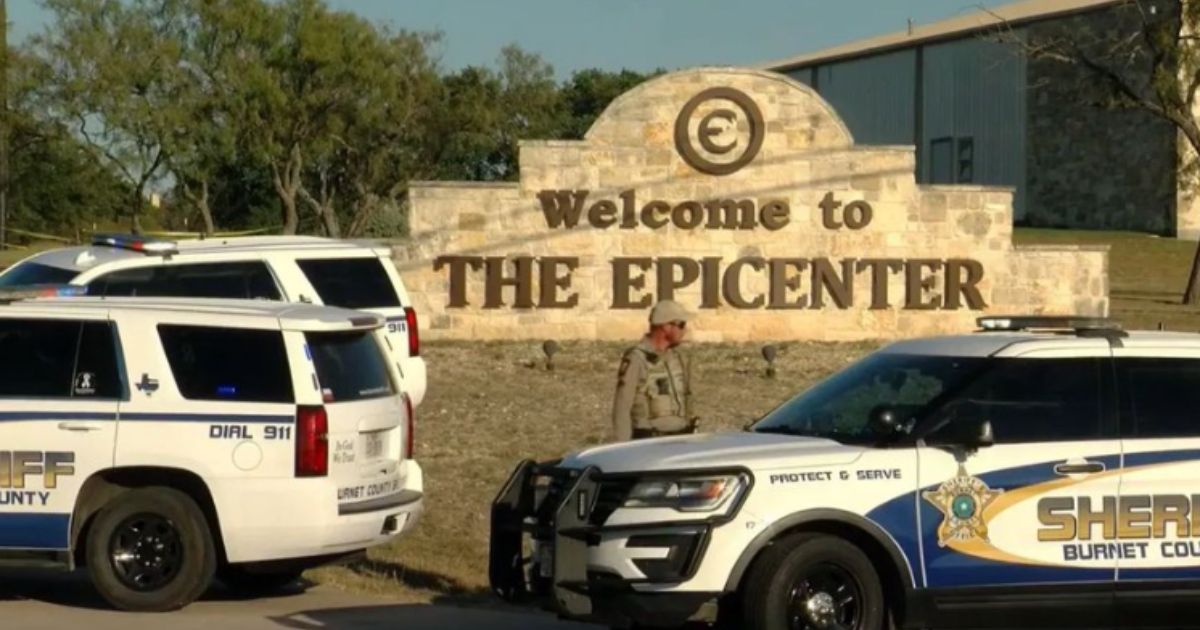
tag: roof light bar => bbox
[0,285,88,304]
[976,315,1123,332]
[91,233,178,256]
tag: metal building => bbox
[758,0,1184,236]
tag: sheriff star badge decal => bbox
[921,465,1003,547]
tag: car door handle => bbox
[1054,461,1105,475]
[57,421,104,433]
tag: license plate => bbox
[364,431,385,460]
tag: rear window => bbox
[296,257,400,309]
[92,262,282,300]
[0,261,78,287]
[307,331,394,403]
[158,325,293,403]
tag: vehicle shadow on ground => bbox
[0,568,317,610]
[266,602,596,630]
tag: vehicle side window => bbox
[158,325,293,403]
[92,262,281,300]
[926,358,1106,444]
[295,257,400,309]
[1119,358,1200,438]
[72,322,123,399]
[0,319,79,397]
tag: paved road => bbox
[0,569,599,630]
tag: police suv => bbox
[491,317,1200,629]
[0,234,427,406]
[0,288,422,611]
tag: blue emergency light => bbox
[91,234,178,256]
[0,285,89,304]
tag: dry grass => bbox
[311,340,877,601]
[0,241,60,269]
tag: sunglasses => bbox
[672,321,688,329]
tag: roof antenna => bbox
[907,18,914,35]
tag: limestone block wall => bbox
[393,67,1108,342]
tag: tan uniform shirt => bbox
[611,338,694,441]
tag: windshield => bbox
[752,353,986,445]
[0,261,79,287]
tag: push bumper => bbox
[488,460,719,627]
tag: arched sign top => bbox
[583,67,855,158]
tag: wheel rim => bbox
[108,512,185,592]
[786,561,864,630]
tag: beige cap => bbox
[649,300,692,325]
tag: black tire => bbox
[218,566,305,595]
[85,487,216,612]
[742,533,887,630]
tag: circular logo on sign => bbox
[673,87,765,176]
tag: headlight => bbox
[621,474,747,512]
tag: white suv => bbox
[0,289,422,611]
[491,316,1200,629]
[0,234,426,406]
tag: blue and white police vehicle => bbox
[0,234,427,407]
[491,316,1200,629]
[0,288,422,611]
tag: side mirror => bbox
[869,405,905,438]
[941,416,994,450]
[970,418,996,449]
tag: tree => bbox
[990,0,1200,304]
[331,30,441,237]
[3,46,129,235]
[423,46,566,184]
[161,0,260,235]
[225,0,432,236]
[32,0,190,233]
[560,68,659,139]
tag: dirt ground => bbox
[311,339,878,600]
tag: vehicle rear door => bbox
[0,312,122,556]
[300,327,413,519]
[1113,345,1200,625]
[914,341,1119,626]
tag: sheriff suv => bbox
[491,316,1200,629]
[0,234,426,406]
[0,288,422,611]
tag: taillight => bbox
[403,393,415,460]
[296,405,328,477]
[404,306,420,357]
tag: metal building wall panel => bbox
[921,36,1028,217]
[794,49,917,146]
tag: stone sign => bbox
[393,67,1109,342]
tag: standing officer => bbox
[612,300,698,441]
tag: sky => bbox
[9,0,998,79]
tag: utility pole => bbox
[1,0,8,254]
